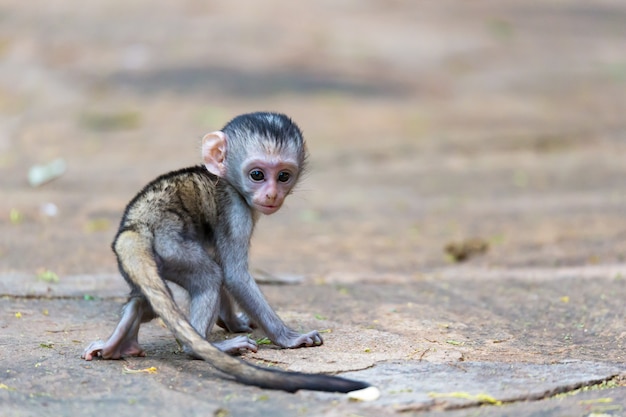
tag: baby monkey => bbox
[82,112,369,393]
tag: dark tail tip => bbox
[296,374,370,393]
[237,365,369,393]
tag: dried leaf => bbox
[84,218,111,233]
[123,366,157,374]
[580,398,613,405]
[429,391,501,405]
[80,111,141,132]
[252,268,304,285]
[444,238,489,262]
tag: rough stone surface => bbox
[2,1,626,416]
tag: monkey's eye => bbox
[277,172,291,183]
[249,170,265,181]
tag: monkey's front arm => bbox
[226,271,323,348]
[218,240,322,348]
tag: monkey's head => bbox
[202,112,307,215]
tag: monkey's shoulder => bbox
[135,165,216,198]
[151,165,216,189]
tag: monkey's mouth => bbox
[254,203,280,215]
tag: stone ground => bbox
[1,1,626,416]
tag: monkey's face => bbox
[241,157,299,215]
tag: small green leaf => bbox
[37,269,59,283]
[9,208,23,224]
[80,110,141,132]
[84,218,110,233]
[255,337,271,345]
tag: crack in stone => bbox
[397,374,624,413]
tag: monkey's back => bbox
[115,166,220,243]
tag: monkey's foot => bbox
[216,312,256,334]
[275,330,324,349]
[81,339,146,361]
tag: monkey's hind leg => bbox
[185,282,258,355]
[82,296,155,361]
[155,233,258,356]
[216,287,256,334]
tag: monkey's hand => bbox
[274,329,323,349]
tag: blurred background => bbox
[1,0,625,280]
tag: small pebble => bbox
[347,386,381,402]
[40,202,59,217]
[28,158,66,187]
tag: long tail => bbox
[114,230,369,393]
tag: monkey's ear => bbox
[202,131,227,176]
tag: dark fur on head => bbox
[219,112,307,197]
[222,112,307,166]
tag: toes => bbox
[232,324,254,333]
[303,331,323,347]
[219,313,255,333]
[285,331,323,348]
[243,339,258,353]
[237,335,258,352]
[215,336,258,354]
[82,348,103,361]
[238,313,257,330]
[81,340,145,360]
[82,341,104,361]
